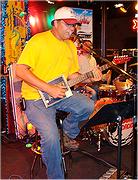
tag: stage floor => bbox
[1,134,135,179]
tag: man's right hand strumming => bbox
[47,84,67,99]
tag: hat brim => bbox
[51,18,81,26]
[63,19,81,25]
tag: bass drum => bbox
[91,97,133,147]
[104,118,133,146]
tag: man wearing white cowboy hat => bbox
[16,6,101,179]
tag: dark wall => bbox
[28,1,137,49]
[106,17,137,49]
[93,1,137,49]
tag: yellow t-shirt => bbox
[17,30,79,100]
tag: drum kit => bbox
[80,55,137,151]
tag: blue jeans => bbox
[25,91,94,179]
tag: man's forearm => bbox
[15,64,51,93]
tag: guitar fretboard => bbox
[68,55,131,88]
[67,62,112,88]
[68,71,94,87]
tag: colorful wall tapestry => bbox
[4,0,30,65]
[1,0,31,135]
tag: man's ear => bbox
[53,20,59,28]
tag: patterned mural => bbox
[1,0,30,135]
[3,0,30,65]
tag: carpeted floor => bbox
[1,133,136,179]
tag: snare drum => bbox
[98,84,117,99]
[113,75,133,92]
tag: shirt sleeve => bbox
[17,35,39,69]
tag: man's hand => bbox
[47,84,67,98]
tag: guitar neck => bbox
[67,62,111,88]
[68,71,94,88]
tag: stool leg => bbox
[59,119,73,178]
[39,156,43,169]
[30,154,43,179]
[59,122,68,176]
[30,154,39,179]
[62,155,67,175]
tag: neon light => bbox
[120,7,127,13]
[47,7,56,29]
[29,15,36,27]
[132,19,138,30]
[114,3,123,8]
[135,3,138,11]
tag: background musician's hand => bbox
[47,84,67,98]
[102,70,112,84]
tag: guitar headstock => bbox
[113,55,132,64]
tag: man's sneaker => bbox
[63,133,79,151]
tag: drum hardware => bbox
[80,124,108,152]
[122,48,138,57]
[128,62,138,67]
[90,123,108,151]
[97,133,101,152]
[94,98,133,147]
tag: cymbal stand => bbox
[124,61,127,72]
[116,115,122,179]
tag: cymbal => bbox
[129,63,138,67]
